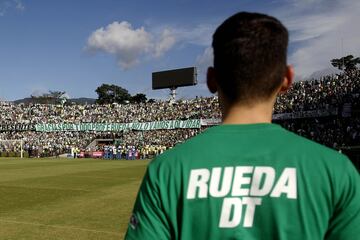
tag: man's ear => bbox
[207,67,218,94]
[279,65,294,93]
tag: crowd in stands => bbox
[274,69,360,113]
[0,97,220,124]
[0,70,359,157]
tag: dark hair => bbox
[212,12,289,105]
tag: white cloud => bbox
[192,0,360,81]
[86,20,216,69]
[154,29,176,57]
[14,0,25,11]
[196,47,213,67]
[195,47,213,77]
[195,1,360,82]
[287,14,345,43]
[278,0,360,79]
[0,0,24,16]
[86,21,153,69]
[86,22,179,69]
[172,24,214,46]
[0,1,11,16]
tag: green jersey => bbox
[125,123,360,240]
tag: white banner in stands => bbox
[35,119,201,132]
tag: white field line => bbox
[0,218,120,236]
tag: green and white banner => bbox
[35,119,201,132]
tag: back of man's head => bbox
[212,12,289,105]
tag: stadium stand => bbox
[0,70,359,167]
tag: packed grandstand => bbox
[0,70,359,163]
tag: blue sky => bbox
[0,0,359,101]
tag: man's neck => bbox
[221,101,274,125]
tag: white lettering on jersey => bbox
[186,169,210,199]
[231,166,254,196]
[186,166,298,229]
[242,197,262,227]
[187,166,297,199]
[270,168,297,199]
[209,167,234,197]
[219,197,262,228]
[250,166,275,196]
[219,197,242,228]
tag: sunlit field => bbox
[0,158,149,240]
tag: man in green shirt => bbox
[125,12,360,239]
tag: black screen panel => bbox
[152,67,197,90]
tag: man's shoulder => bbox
[282,128,346,157]
[279,128,352,171]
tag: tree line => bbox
[29,85,151,105]
[331,55,360,72]
[95,84,150,104]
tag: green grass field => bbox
[0,157,149,240]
